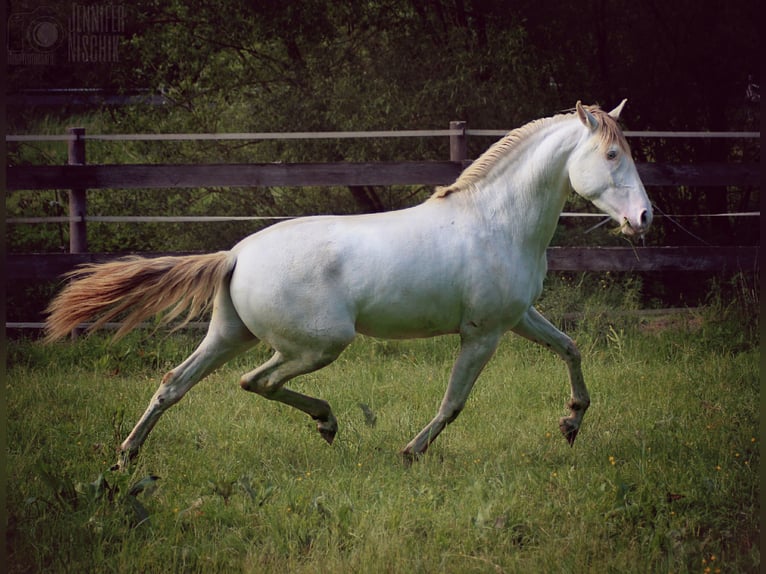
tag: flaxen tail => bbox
[44,251,236,342]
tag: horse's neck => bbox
[463,119,581,250]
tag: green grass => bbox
[5,305,759,573]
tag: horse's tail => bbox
[44,251,236,342]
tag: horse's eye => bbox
[606,150,618,160]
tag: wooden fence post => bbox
[67,127,87,254]
[449,121,467,163]
[67,127,87,339]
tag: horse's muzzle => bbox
[621,208,652,237]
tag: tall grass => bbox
[5,278,759,573]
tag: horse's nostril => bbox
[639,209,648,228]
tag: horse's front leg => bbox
[511,306,590,445]
[400,330,501,461]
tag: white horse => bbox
[45,101,652,469]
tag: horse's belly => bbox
[354,301,462,339]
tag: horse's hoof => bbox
[317,420,337,445]
[319,428,336,445]
[109,448,138,472]
[111,449,135,472]
[559,419,579,446]
[399,446,428,467]
[399,450,417,467]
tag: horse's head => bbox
[568,100,652,237]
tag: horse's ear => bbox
[608,99,628,120]
[576,101,599,132]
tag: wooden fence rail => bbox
[6,247,760,284]
[6,125,760,287]
[6,161,760,191]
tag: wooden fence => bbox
[6,125,760,289]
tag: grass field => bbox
[5,285,760,573]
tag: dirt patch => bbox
[638,308,703,334]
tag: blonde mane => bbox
[431,105,629,199]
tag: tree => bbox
[7,0,759,248]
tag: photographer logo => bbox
[7,6,64,65]
[8,4,126,66]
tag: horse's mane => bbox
[431,105,629,199]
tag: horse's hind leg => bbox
[512,306,590,446]
[239,336,352,444]
[116,290,257,470]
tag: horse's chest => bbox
[462,251,546,319]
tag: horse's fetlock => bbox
[311,400,334,422]
[567,398,590,412]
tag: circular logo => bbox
[28,16,63,52]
